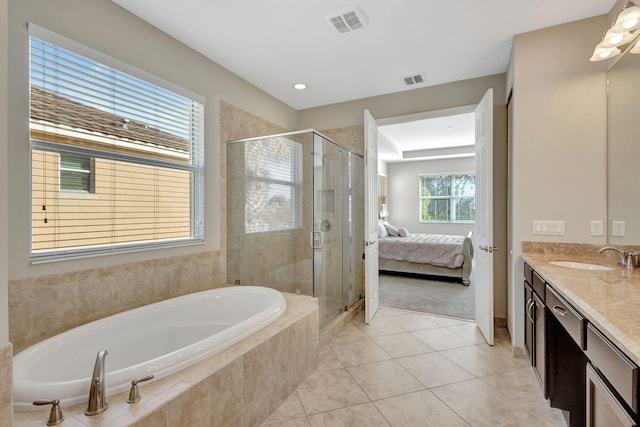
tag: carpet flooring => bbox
[378,272,475,320]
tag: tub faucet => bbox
[85,350,108,416]
[597,246,639,269]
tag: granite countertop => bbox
[521,252,640,366]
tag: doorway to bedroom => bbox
[376,107,476,321]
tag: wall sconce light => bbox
[380,204,389,221]
[591,1,640,61]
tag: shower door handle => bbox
[310,231,324,249]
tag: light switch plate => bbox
[532,220,565,236]
[612,221,626,237]
[590,220,604,237]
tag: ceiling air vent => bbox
[327,8,367,34]
[402,73,426,86]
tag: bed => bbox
[378,230,474,286]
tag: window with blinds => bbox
[29,28,205,261]
[419,172,475,223]
[244,137,303,233]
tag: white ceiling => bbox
[111,0,614,110]
[378,113,476,163]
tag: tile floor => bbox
[261,307,567,427]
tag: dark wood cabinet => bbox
[523,263,546,396]
[587,363,638,427]
[524,260,640,427]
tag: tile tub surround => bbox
[521,250,640,366]
[262,307,565,427]
[13,293,319,427]
[9,250,226,353]
[0,343,12,427]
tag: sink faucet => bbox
[85,350,108,416]
[597,246,639,269]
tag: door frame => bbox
[367,103,493,328]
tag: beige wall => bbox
[509,15,609,346]
[387,157,476,237]
[7,0,297,280]
[299,74,509,320]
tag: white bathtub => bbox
[13,286,286,410]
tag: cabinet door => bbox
[524,281,534,362]
[587,363,638,427]
[533,291,547,397]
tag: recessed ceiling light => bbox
[293,83,307,90]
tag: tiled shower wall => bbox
[0,343,12,427]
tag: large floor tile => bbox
[263,392,307,425]
[329,338,391,367]
[440,344,523,377]
[445,323,487,344]
[315,345,344,373]
[347,359,425,400]
[307,402,390,427]
[388,313,441,331]
[374,389,470,427]
[410,327,476,351]
[372,332,435,358]
[353,315,406,337]
[397,352,474,388]
[261,417,311,427]
[432,378,551,427]
[296,368,369,415]
[376,307,410,317]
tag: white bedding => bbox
[378,234,465,269]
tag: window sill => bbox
[30,239,205,265]
[56,192,98,200]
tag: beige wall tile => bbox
[0,343,12,427]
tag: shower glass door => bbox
[313,134,344,328]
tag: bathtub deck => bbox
[13,292,319,427]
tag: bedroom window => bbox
[419,173,475,223]
[244,136,303,233]
[29,27,205,261]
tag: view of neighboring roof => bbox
[29,86,191,154]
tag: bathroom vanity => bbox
[522,254,640,427]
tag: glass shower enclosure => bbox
[227,130,364,328]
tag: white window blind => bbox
[244,137,302,233]
[29,31,205,261]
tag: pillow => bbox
[398,227,409,237]
[384,222,400,237]
[377,220,388,238]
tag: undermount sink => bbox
[548,261,615,271]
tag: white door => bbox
[364,110,379,324]
[474,88,495,345]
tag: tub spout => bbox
[85,350,108,416]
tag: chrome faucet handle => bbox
[33,399,65,426]
[624,251,639,269]
[127,375,154,404]
[85,349,109,416]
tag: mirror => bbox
[607,45,640,245]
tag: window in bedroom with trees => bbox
[419,172,475,223]
[29,27,205,261]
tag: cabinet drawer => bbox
[587,324,639,413]
[524,262,533,284]
[547,285,585,349]
[532,271,545,300]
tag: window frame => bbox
[28,24,206,263]
[418,171,476,224]
[59,152,94,193]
